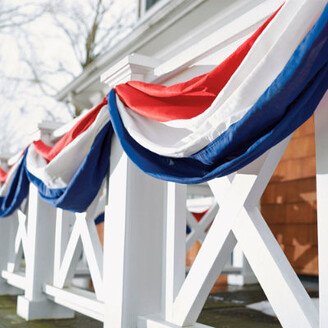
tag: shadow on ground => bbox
[0,278,319,328]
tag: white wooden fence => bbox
[0,2,327,326]
[0,56,326,328]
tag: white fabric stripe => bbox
[117,0,326,158]
[0,155,24,197]
[26,106,109,189]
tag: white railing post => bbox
[315,91,328,328]
[103,137,166,328]
[16,184,74,320]
[101,53,166,328]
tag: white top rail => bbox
[153,0,283,78]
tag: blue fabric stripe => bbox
[0,120,112,218]
[1,6,327,217]
[108,5,328,184]
[94,212,105,225]
[26,123,113,213]
[0,152,29,218]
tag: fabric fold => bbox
[108,3,328,183]
[0,153,29,217]
[1,1,327,218]
[115,0,326,158]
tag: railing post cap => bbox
[100,53,162,87]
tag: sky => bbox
[0,0,137,156]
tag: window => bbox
[145,0,161,10]
[139,0,165,16]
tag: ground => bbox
[0,278,318,328]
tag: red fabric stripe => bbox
[192,211,207,222]
[0,166,8,183]
[33,97,108,162]
[115,6,281,122]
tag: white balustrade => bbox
[0,124,75,319]
[0,211,23,295]
[186,191,257,285]
[16,184,74,320]
[44,200,105,321]
[0,5,326,325]
[0,156,25,295]
[1,209,27,293]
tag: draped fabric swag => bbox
[0,1,327,218]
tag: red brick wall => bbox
[261,116,318,275]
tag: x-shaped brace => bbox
[53,197,104,301]
[186,202,218,251]
[169,136,318,328]
[5,210,28,273]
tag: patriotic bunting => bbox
[0,101,112,217]
[110,1,328,183]
[0,1,327,218]
[0,154,29,217]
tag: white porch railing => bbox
[45,203,105,321]
[0,210,24,295]
[0,53,324,328]
[186,190,257,285]
[0,1,327,326]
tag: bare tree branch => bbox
[0,0,137,153]
[0,2,46,30]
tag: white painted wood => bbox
[186,194,256,285]
[42,191,106,320]
[11,210,28,273]
[102,52,168,328]
[17,184,74,320]
[186,203,218,251]
[154,0,283,77]
[5,211,25,274]
[138,314,212,328]
[15,211,28,256]
[44,285,104,322]
[1,271,25,290]
[101,53,162,87]
[163,182,187,321]
[93,5,318,324]
[140,141,289,327]
[227,243,257,286]
[77,211,104,300]
[172,173,252,326]
[52,196,104,300]
[1,208,29,295]
[149,136,318,328]
[103,136,166,328]
[233,207,318,328]
[186,196,214,211]
[315,91,328,328]
[54,209,75,287]
[54,217,83,289]
[0,213,22,295]
[152,136,318,328]
[187,185,213,198]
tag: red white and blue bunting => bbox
[0,1,327,217]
